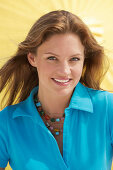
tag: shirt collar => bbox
[12,82,93,119]
[68,82,93,113]
[12,86,39,119]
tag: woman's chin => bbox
[52,86,75,97]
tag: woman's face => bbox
[29,33,84,97]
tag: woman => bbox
[0,10,113,170]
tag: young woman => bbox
[0,10,112,170]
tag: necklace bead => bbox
[55,132,60,135]
[50,126,53,130]
[40,111,44,116]
[45,115,50,120]
[51,118,55,122]
[46,122,50,127]
[56,118,60,122]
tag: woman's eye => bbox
[47,56,56,60]
[70,57,80,61]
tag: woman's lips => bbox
[51,78,72,86]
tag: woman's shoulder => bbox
[85,85,113,104]
[0,101,25,120]
[85,85,112,96]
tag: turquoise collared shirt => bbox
[0,82,113,170]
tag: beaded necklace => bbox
[34,93,65,136]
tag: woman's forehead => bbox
[37,33,84,54]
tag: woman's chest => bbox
[54,133,63,156]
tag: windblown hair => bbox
[0,10,109,109]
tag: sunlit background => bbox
[0,0,113,169]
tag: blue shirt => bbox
[0,82,113,170]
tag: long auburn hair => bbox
[0,10,109,110]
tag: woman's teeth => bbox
[53,78,70,83]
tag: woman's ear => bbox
[27,52,37,67]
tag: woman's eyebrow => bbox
[44,52,82,57]
[44,52,59,56]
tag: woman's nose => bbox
[57,62,71,75]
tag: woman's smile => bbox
[51,78,72,86]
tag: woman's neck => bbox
[37,88,72,118]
